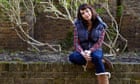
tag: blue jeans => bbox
[69,49,105,74]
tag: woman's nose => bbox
[84,12,89,16]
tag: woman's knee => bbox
[69,51,86,65]
[91,49,103,60]
[69,51,79,61]
[92,55,102,61]
[69,53,75,62]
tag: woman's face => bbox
[80,8,92,21]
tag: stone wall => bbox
[0,62,139,84]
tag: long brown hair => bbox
[77,3,98,25]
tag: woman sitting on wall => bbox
[69,3,112,84]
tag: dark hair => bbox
[77,3,97,22]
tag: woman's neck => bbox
[87,20,92,31]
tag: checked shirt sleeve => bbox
[74,27,83,53]
[90,29,105,52]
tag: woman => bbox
[69,3,111,84]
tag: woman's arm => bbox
[74,27,92,61]
[74,27,84,53]
[90,29,105,52]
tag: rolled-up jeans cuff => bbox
[95,72,111,78]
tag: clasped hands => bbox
[81,50,92,61]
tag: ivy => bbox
[96,8,105,14]
[0,0,9,8]
[117,5,123,17]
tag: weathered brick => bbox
[0,0,140,51]
[0,62,139,84]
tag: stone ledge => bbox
[0,62,139,72]
[0,62,139,84]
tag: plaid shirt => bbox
[74,27,105,53]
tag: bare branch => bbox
[0,0,61,52]
[40,0,128,55]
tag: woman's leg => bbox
[69,51,86,65]
[91,49,110,84]
[97,75,109,84]
[91,49,105,73]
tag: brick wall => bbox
[0,62,139,84]
[34,15,73,43]
[121,0,140,51]
[0,22,28,50]
[0,0,140,51]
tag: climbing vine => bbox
[40,0,127,56]
[0,0,61,52]
[0,0,128,55]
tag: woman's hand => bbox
[83,55,92,61]
[84,50,92,61]
[81,50,92,61]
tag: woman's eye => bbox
[86,11,88,12]
[81,12,84,15]
[86,9,90,12]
